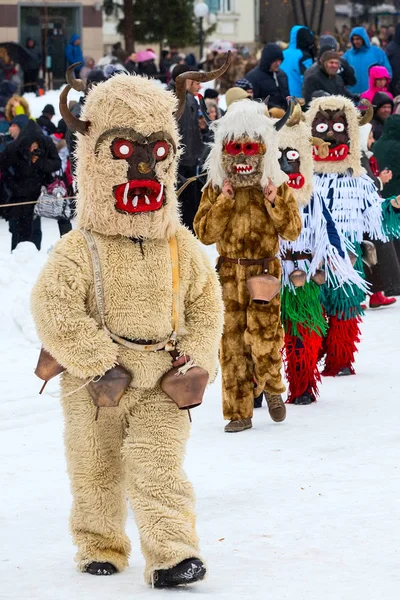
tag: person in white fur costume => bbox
[30,60,230,587]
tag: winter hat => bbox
[43,104,55,116]
[225,87,251,108]
[136,50,157,63]
[320,50,340,63]
[86,69,108,86]
[11,114,29,129]
[372,91,394,110]
[319,34,339,51]
[234,78,253,92]
[204,88,219,100]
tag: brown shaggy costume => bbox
[194,101,302,422]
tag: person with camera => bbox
[0,119,60,251]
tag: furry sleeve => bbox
[193,185,235,245]
[175,227,224,383]
[266,183,302,241]
[30,230,118,380]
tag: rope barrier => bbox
[0,172,207,209]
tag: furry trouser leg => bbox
[61,376,131,572]
[321,315,362,376]
[123,387,200,584]
[283,326,322,402]
[219,264,285,420]
[246,295,286,397]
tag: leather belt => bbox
[281,251,311,261]
[216,256,275,272]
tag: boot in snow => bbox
[85,562,117,576]
[265,393,286,422]
[369,292,396,309]
[292,393,315,405]
[153,558,206,588]
[224,418,252,433]
[337,367,353,377]
[254,392,263,408]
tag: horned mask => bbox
[205,100,291,190]
[60,56,231,239]
[306,96,373,177]
[276,103,313,207]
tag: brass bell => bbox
[247,272,281,304]
[311,268,326,286]
[289,268,307,287]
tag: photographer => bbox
[0,119,60,251]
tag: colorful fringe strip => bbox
[321,315,361,377]
[281,281,327,338]
[284,325,323,403]
[320,242,366,319]
[381,197,400,240]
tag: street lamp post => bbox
[194,2,209,61]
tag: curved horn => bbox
[274,99,294,131]
[174,51,232,120]
[286,100,302,127]
[59,64,90,135]
[358,99,374,126]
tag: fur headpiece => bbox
[205,100,288,189]
[277,118,313,206]
[306,95,367,177]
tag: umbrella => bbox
[209,40,236,53]
[0,42,37,70]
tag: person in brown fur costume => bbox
[194,100,302,432]
[30,61,229,587]
[214,52,246,94]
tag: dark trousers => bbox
[178,164,200,234]
[365,238,400,296]
[9,204,39,251]
[25,69,39,93]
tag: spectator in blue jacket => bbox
[343,27,392,94]
[280,25,315,98]
[65,34,84,77]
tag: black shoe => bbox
[153,558,206,588]
[337,367,353,377]
[254,392,263,408]
[292,393,315,405]
[85,561,117,576]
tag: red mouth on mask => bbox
[313,144,349,162]
[113,179,164,214]
[287,173,305,189]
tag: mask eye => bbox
[277,150,282,159]
[243,142,260,156]
[224,141,242,155]
[111,139,134,159]
[316,123,328,133]
[153,140,170,161]
[286,150,299,161]
[333,122,345,132]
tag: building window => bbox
[206,0,234,13]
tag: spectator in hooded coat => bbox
[280,25,316,97]
[371,91,394,140]
[361,65,393,103]
[343,26,392,94]
[36,104,57,136]
[386,23,400,96]
[302,50,356,105]
[246,43,289,109]
[25,38,41,93]
[305,34,356,88]
[65,35,84,77]
[0,119,61,251]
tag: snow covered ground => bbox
[1,218,399,600]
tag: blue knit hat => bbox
[11,114,29,129]
[234,78,253,92]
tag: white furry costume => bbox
[31,73,224,583]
